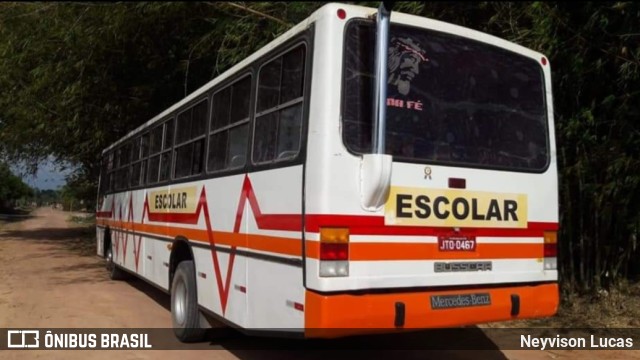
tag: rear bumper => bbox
[304,282,558,338]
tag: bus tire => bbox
[105,245,128,280]
[171,260,206,342]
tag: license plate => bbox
[438,235,476,251]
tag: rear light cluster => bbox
[319,228,349,277]
[543,231,557,270]
[320,243,348,260]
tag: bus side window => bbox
[174,100,207,179]
[106,152,114,192]
[114,142,132,191]
[159,119,175,181]
[147,124,164,184]
[160,119,175,181]
[129,136,142,188]
[139,133,149,186]
[99,152,112,195]
[207,75,251,172]
[253,44,305,164]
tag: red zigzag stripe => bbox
[112,175,272,315]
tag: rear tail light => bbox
[320,243,349,260]
[543,231,557,270]
[543,243,557,257]
[319,228,349,277]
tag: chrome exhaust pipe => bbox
[371,1,394,154]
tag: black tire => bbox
[171,260,206,342]
[105,244,128,280]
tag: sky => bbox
[12,157,73,190]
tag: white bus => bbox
[96,2,559,341]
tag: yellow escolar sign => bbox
[384,187,528,228]
[149,187,198,213]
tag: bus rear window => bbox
[342,21,549,171]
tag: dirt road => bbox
[0,208,636,359]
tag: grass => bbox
[61,212,98,257]
[68,226,99,257]
[487,281,640,329]
[68,213,96,225]
[549,283,640,328]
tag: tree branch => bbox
[209,2,293,28]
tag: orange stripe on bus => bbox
[246,234,301,257]
[99,219,542,260]
[99,220,301,257]
[305,241,542,260]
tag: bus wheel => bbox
[171,260,206,342]
[105,246,128,280]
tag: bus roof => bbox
[102,2,547,155]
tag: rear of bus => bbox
[303,4,558,335]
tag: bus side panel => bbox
[130,189,151,285]
[143,235,155,285]
[99,188,168,290]
[96,191,112,257]
[192,176,248,326]
[246,167,305,329]
[96,170,108,258]
[248,259,305,330]
[193,243,248,326]
[111,191,130,270]
[96,226,105,257]
[302,7,346,288]
[151,236,169,290]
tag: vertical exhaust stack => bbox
[371,1,393,154]
[360,2,394,211]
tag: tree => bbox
[0,162,33,209]
[34,189,61,207]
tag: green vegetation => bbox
[69,213,96,225]
[0,2,638,292]
[34,189,60,207]
[0,162,33,210]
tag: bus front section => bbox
[303,3,558,337]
